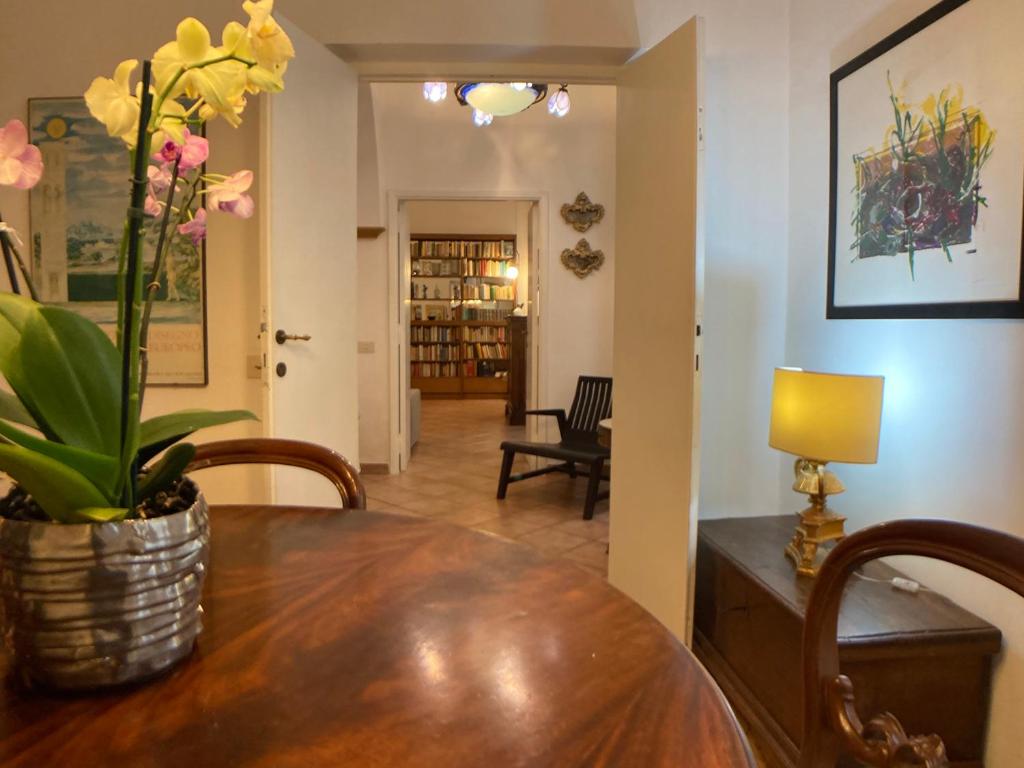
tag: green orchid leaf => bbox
[0,293,36,368]
[137,443,196,503]
[138,409,258,460]
[76,507,130,523]
[0,418,119,499]
[0,389,37,429]
[9,305,121,456]
[0,444,108,524]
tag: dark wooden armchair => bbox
[187,438,367,509]
[801,519,1024,767]
[497,375,612,520]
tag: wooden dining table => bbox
[0,506,753,767]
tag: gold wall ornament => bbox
[560,192,605,232]
[561,239,605,278]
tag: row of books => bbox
[463,362,508,378]
[463,283,515,301]
[412,240,514,260]
[463,260,516,278]
[465,342,508,360]
[462,307,512,321]
[411,260,460,276]
[410,344,459,362]
[411,362,460,378]
[411,282,459,300]
[411,326,458,342]
[464,326,507,343]
[412,304,457,321]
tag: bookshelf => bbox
[410,234,517,398]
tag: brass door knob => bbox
[275,329,312,344]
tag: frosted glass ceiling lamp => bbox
[456,82,547,117]
[547,85,570,118]
[769,368,884,577]
[472,109,494,127]
[422,82,447,103]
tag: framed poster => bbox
[27,97,208,384]
[828,0,1024,319]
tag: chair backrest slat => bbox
[565,376,612,441]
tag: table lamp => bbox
[769,368,884,576]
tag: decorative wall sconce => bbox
[561,239,605,278]
[560,192,605,233]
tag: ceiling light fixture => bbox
[456,82,548,117]
[547,84,570,118]
[472,109,494,127]
[422,82,447,103]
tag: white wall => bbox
[787,1,1023,764]
[0,0,267,504]
[371,83,616,418]
[632,0,791,520]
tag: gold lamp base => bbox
[784,459,847,577]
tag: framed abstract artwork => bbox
[828,0,1024,319]
[27,97,208,384]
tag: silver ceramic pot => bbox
[0,490,210,690]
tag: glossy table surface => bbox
[0,507,753,767]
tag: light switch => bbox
[357,341,375,354]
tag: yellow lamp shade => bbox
[769,368,884,464]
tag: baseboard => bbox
[360,463,390,475]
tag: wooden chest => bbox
[694,516,1001,768]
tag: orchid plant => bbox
[0,1,292,524]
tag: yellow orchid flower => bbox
[243,0,295,71]
[84,59,141,145]
[222,20,284,93]
[153,18,248,119]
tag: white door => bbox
[260,18,360,506]
[386,199,411,473]
[609,17,705,642]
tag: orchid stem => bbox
[138,157,182,409]
[117,59,155,510]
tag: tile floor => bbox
[361,398,610,578]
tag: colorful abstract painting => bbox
[828,0,1024,319]
[27,97,207,384]
[852,78,994,277]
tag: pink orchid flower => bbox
[178,208,207,245]
[144,194,165,217]
[0,119,44,190]
[153,128,209,171]
[147,163,173,196]
[207,170,254,219]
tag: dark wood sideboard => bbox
[506,315,527,425]
[694,516,1001,768]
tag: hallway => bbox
[361,399,610,577]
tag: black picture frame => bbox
[827,0,1024,319]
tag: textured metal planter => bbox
[0,490,210,690]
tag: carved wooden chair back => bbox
[800,519,1024,768]
[187,438,367,509]
[563,376,613,444]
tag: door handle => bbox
[275,329,312,344]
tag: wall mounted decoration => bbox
[560,192,605,233]
[827,0,1024,319]
[561,238,604,278]
[28,97,208,384]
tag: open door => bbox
[609,17,705,642]
[260,18,360,506]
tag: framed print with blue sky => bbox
[828,0,1024,319]
[27,97,208,384]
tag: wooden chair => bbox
[497,375,612,520]
[187,438,367,509]
[800,519,1024,767]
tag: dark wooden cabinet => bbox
[506,315,527,425]
[694,516,1001,768]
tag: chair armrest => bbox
[524,409,568,438]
